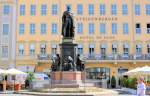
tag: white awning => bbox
[112,44,117,48]
[78,44,83,48]
[101,44,107,48]
[89,44,95,48]
[19,44,24,50]
[136,44,142,48]
[52,44,57,48]
[123,44,129,48]
[40,44,46,48]
[30,44,35,50]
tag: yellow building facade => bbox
[16,0,150,85]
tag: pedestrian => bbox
[25,79,29,89]
[137,76,146,96]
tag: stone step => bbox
[50,90,86,93]
[52,84,80,88]
[50,88,86,93]
[16,92,93,96]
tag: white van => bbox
[31,73,50,90]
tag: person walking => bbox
[137,77,146,96]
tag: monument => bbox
[51,6,85,88]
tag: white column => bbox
[10,0,17,68]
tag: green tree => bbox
[26,72,35,82]
[25,72,35,89]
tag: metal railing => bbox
[37,54,51,60]
[16,53,150,61]
[81,54,150,61]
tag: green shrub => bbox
[127,78,137,89]
[111,76,116,88]
[147,79,150,84]
[120,77,137,89]
[120,77,128,87]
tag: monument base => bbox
[51,71,85,88]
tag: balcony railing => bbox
[16,55,36,60]
[81,54,150,61]
[17,53,150,62]
[37,54,51,60]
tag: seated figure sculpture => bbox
[51,54,60,71]
[63,56,75,71]
[76,54,85,71]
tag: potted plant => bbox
[111,76,116,88]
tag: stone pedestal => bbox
[50,37,85,88]
[59,43,77,71]
[51,71,85,88]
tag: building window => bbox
[30,23,35,34]
[112,44,117,54]
[147,24,150,34]
[118,68,128,75]
[40,44,46,55]
[135,4,140,16]
[77,4,83,15]
[89,44,94,56]
[20,5,25,16]
[100,23,106,34]
[136,23,141,34]
[136,44,142,54]
[146,5,150,15]
[89,23,94,34]
[122,4,128,15]
[18,44,24,56]
[51,44,57,55]
[41,23,47,34]
[29,44,35,55]
[30,5,36,16]
[77,23,83,34]
[3,5,10,15]
[147,44,150,54]
[41,4,47,16]
[123,23,129,35]
[2,46,8,58]
[86,67,110,80]
[52,4,58,15]
[19,24,25,35]
[88,4,94,15]
[99,4,105,15]
[101,44,107,58]
[3,24,9,35]
[51,23,57,34]
[123,44,129,55]
[78,44,83,55]
[111,4,117,15]
[112,23,117,35]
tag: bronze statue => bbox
[62,6,75,38]
[51,54,60,71]
[76,54,85,71]
[63,56,75,71]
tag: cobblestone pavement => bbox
[0,88,138,96]
[0,94,34,96]
[0,94,135,96]
[0,94,136,96]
